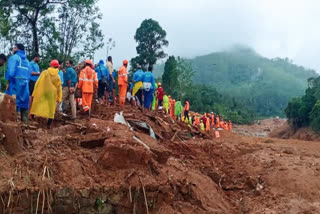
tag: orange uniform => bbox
[211,114,215,126]
[228,121,232,131]
[223,123,229,130]
[118,65,128,106]
[206,117,210,132]
[193,116,200,126]
[215,116,220,128]
[78,66,98,113]
[170,100,176,119]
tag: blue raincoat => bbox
[142,71,156,109]
[5,50,30,109]
[95,63,109,81]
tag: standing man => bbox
[62,60,78,120]
[118,60,128,106]
[184,100,190,122]
[157,82,164,110]
[6,44,30,122]
[142,65,156,111]
[132,65,144,106]
[95,60,108,104]
[28,53,40,112]
[30,60,62,129]
[78,60,98,116]
[106,56,115,105]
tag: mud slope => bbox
[1,104,320,214]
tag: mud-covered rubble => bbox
[1,103,320,213]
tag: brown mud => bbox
[1,103,320,213]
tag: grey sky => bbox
[96,0,320,71]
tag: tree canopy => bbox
[130,19,168,71]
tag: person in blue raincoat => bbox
[132,65,144,106]
[95,60,109,103]
[142,65,156,111]
[5,43,30,122]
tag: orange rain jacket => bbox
[118,65,128,86]
[78,66,98,93]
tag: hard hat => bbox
[84,59,94,68]
[50,60,59,68]
[123,59,128,65]
[158,82,162,86]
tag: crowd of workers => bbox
[0,43,232,132]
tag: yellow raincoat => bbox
[132,81,143,96]
[30,67,62,119]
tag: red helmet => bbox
[50,60,59,68]
[123,59,128,65]
[84,59,94,69]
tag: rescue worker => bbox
[142,66,156,111]
[28,53,41,115]
[157,82,164,110]
[6,43,30,122]
[62,60,78,120]
[184,100,190,122]
[30,60,62,129]
[78,60,98,116]
[132,65,144,106]
[215,115,220,129]
[152,83,158,111]
[163,93,169,114]
[206,115,211,132]
[175,101,183,121]
[200,120,205,131]
[228,120,232,131]
[202,113,207,129]
[220,119,225,129]
[118,60,128,106]
[223,122,229,130]
[170,99,176,119]
[211,113,215,127]
[106,56,115,105]
[193,113,200,126]
[95,60,109,104]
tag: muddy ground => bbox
[1,99,320,213]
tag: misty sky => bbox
[96,0,320,71]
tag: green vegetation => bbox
[0,0,104,64]
[161,56,254,124]
[285,77,320,132]
[155,46,318,118]
[130,19,168,72]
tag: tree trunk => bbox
[32,24,39,54]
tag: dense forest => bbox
[155,46,318,118]
[285,76,320,132]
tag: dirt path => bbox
[0,106,320,213]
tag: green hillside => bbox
[155,47,318,117]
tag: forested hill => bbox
[155,47,318,117]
